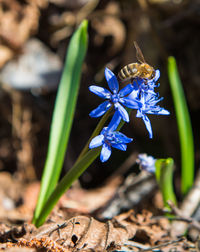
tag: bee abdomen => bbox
[118,64,138,80]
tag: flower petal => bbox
[118,84,134,97]
[146,107,170,115]
[142,114,153,138]
[113,131,133,143]
[127,89,140,100]
[104,67,119,93]
[107,111,121,131]
[152,69,160,83]
[136,110,143,118]
[89,101,112,117]
[89,135,104,149]
[112,143,127,151]
[115,102,129,122]
[157,109,170,115]
[100,143,112,162]
[120,97,142,109]
[89,85,111,99]
[137,153,156,173]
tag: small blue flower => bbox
[89,112,132,162]
[136,92,170,138]
[89,68,139,122]
[137,153,156,173]
[127,69,170,138]
[129,70,161,100]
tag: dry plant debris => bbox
[170,170,200,238]
[1,210,198,251]
[0,0,48,67]
[91,2,126,57]
[59,176,122,213]
[0,210,169,251]
[0,171,199,251]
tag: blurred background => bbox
[0,0,199,188]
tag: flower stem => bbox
[76,109,111,163]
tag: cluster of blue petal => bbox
[89,67,169,162]
[89,112,132,162]
[127,70,170,138]
[89,68,140,122]
[137,153,156,173]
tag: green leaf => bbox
[155,158,177,209]
[33,20,88,224]
[168,56,194,195]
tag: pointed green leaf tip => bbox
[81,19,88,34]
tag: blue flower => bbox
[89,68,139,122]
[89,112,132,162]
[129,70,161,100]
[137,153,156,173]
[136,92,170,138]
[127,69,170,138]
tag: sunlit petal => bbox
[119,84,134,97]
[107,111,121,131]
[112,143,127,151]
[89,135,104,148]
[120,97,141,109]
[89,101,112,117]
[89,85,111,99]
[104,67,119,93]
[115,102,129,122]
[113,131,133,143]
[142,114,153,139]
[100,144,112,162]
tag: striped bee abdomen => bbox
[118,63,138,80]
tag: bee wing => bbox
[134,41,146,63]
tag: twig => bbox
[123,237,185,251]
[141,237,185,251]
[170,169,200,237]
[35,221,67,238]
[153,214,200,232]
[48,222,67,238]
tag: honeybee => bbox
[118,42,155,82]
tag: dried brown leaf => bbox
[30,215,136,251]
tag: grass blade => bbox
[168,56,194,195]
[33,20,88,223]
